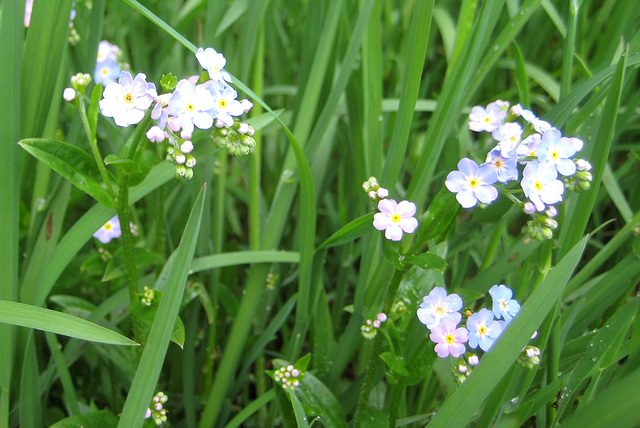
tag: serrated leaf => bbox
[380,351,409,377]
[405,253,447,272]
[50,409,119,428]
[19,139,116,208]
[317,213,374,250]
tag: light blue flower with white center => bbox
[537,128,577,176]
[168,79,216,138]
[516,133,542,163]
[203,80,245,127]
[445,158,499,208]
[93,216,121,244]
[417,287,463,329]
[196,47,232,83]
[521,161,564,211]
[94,58,121,85]
[484,147,518,183]
[467,308,502,352]
[489,284,520,321]
[99,71,155,127]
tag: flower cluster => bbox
[97,47,254,179]
[361,313,388,339]
[145,391,168,426]
[93,216,122,244]
[364,177,418,241]
[416,284,534,381]
[446,100,593,240]
[273,364,304,389]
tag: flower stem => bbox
[77,98,116,196]
[354,268,405,425]
[117,174,138,299]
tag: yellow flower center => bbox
[551,150,559,160]
[494,158,504,169]
[500,300,507,310]
[124,93,134,104]
[510,135,517,142]
[484,117,492,123]
[479,326,487,335]
[218,99,228,109]
[469,178,479,188]
[445,334,455,344]
[435,306,445,315]
[391,213,402,223]
[186,103,195,112]
[101,67,109,75]
[529,150,536,156]
[104,223,112,231]
[534,181,543,191]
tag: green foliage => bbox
[3,0,640,427]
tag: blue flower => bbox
[484,147,518,183]
[417,287,463,329]
[467,308,502,352]
[489,284,520,321]
[445,158,498,208]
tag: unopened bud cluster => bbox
[140,286,155,307]
[360,313,388,339]
[517,346,541,369]
[453,353,479,385]
[362,177,389,203]
[274,364,304,389]
[145,391,168,425]
[563,159,592,192]
[212,119,256,156]
[523,205,558,241]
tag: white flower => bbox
[372,199,418,241]
[537,128,577,176]
[512,104,551,134]
[195,47,232,83]
[99,71,155,127]
[469,101,508,132]
[168,79,216,138]
[93,216,122,244]
[203,80,245,127]
[146,126,166,143]
[521,162,564,211]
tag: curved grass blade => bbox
[117,185,205,428]
[0,300,136,346]
[427,236,587,428]
[316,213,374,251]
[189,250,300,273]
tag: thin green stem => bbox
[117,174,138,300]
[78,97,116,196]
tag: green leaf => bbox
[87,83,104,139]
[316,213,374,250]
[427,236,587,428]
[19,139,116,208]
[555,298,639,422]
[381,238,403,270]
[117,184,205,428]
[104,154,142,177]
[50,410,119,428]
[103,246,165,281]
[405,253,448,272]
[380,352,409,377]
[129,291,186,348]
[0,300,136,346]
[294,371,348,428]
[287,388,310,428]
[412,187,460,250]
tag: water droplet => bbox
[511,396,520,404]
[493,45,501,51]
[592,357,597,362]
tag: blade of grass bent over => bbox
[118,184,206,428]
[427,237,587,428]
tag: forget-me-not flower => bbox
[489,284,520,321]
[429,319,469,358]
[467,308,502,352]
[373,199,418,241]
[445,158,499,208]
[417,287,463,329]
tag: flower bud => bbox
[63,87,76,101]
[146,126,165,143]
[523,202,536,214]
[180,140,194,153]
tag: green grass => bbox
[2,0,639,427]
